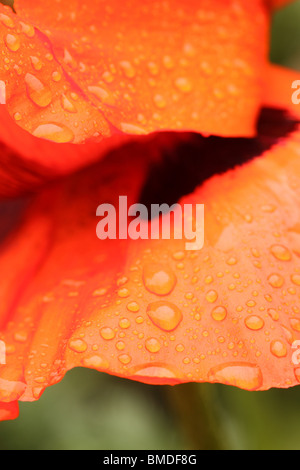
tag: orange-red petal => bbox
[1,94,300,417]
[7,0,269,138]
[0,401,19,421]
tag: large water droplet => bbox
[25,73,52,107]
[270,340,287,358]
[68,338,87,353]
[270,244,291,262]
[211,306,227,322]
[5,33,20,52]
[208,362,263,390]
[100,327,115,340]
[206,290,218,303]
[33,123,74,143]
[245,315,264,331]
[143,263,176,296]
[147,301,182,331]
[82,355,109,370]
[145,337,161,353]
[268,273,284,288]
[118,354,132,365]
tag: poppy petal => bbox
[9,0,269,138]
[0,401,19,421]
[1,97,300,419]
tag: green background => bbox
[1,0,300,450]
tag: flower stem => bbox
[166,383,224,450]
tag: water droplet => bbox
[52,71,62,82]
[270,340,287,358]
[119,318,131,329]
[245,315,264,331]
[145,337,161,353]
[290,318,300,332]
[127,301,140,313]
[267,308,279,321]
[33,123,74,143]
[13,331,28,343]
[206,290,218,303]
[268,273,284,288]
[226,257,237,266]
[147,301,183,331]
[119,61,136,78]
[20,22,35,37]
[153,94,166,109]
[5,33,20,52]
[30,56,43,71]
[174,77,192,93]
[82,355,109,370]
[61,94,77,113]
[88,85,116,106]
[294,368,300,383]
[129,363,179,383]
[211,306,227,322]
[119,122,146,135]
[116,341,125,351]
[172,251,185,261]
[175,344,185,352]
[100,327,115,340]
[118,354,132,365]
[291,274,300,286]
[0,13,15,28]
[25,73,52,107]
[102,71,114,83]
[68,338,87,353]
[163,55,175,69]
[270,244,291,262]
[143,263,176,296]
[208,363,263,390]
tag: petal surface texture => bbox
[3,0,269,140]
[1,94,300,413]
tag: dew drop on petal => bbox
[100,327,115,340]
[206,290,218,303]
[5,33,20,52]
[20,22,35,37]
[61,94,77,113]
[0,14,15,28]
[291,274,300,286]
[290,318,300,332]
[145,337,161,353]
[244,315,264,331]
[118,354,132,365]
[68,338,87,353]
[270,340,287,358]
[267,308,279,321]
[267,273,284,288]
[82,355,109,370]
[119,318,131,329]
[294,368,300,383]
[25,73,52,107]
[270,245,292,262]
[208,363,263,390]
[211,306,227,322]
[174,77,192,93]
[143,263,176,296]
[127,301,140,312]
[147,301,183,331]
[33,123,74,143]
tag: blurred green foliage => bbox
[1,0,300,450]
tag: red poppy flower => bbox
[0,0,300,421]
